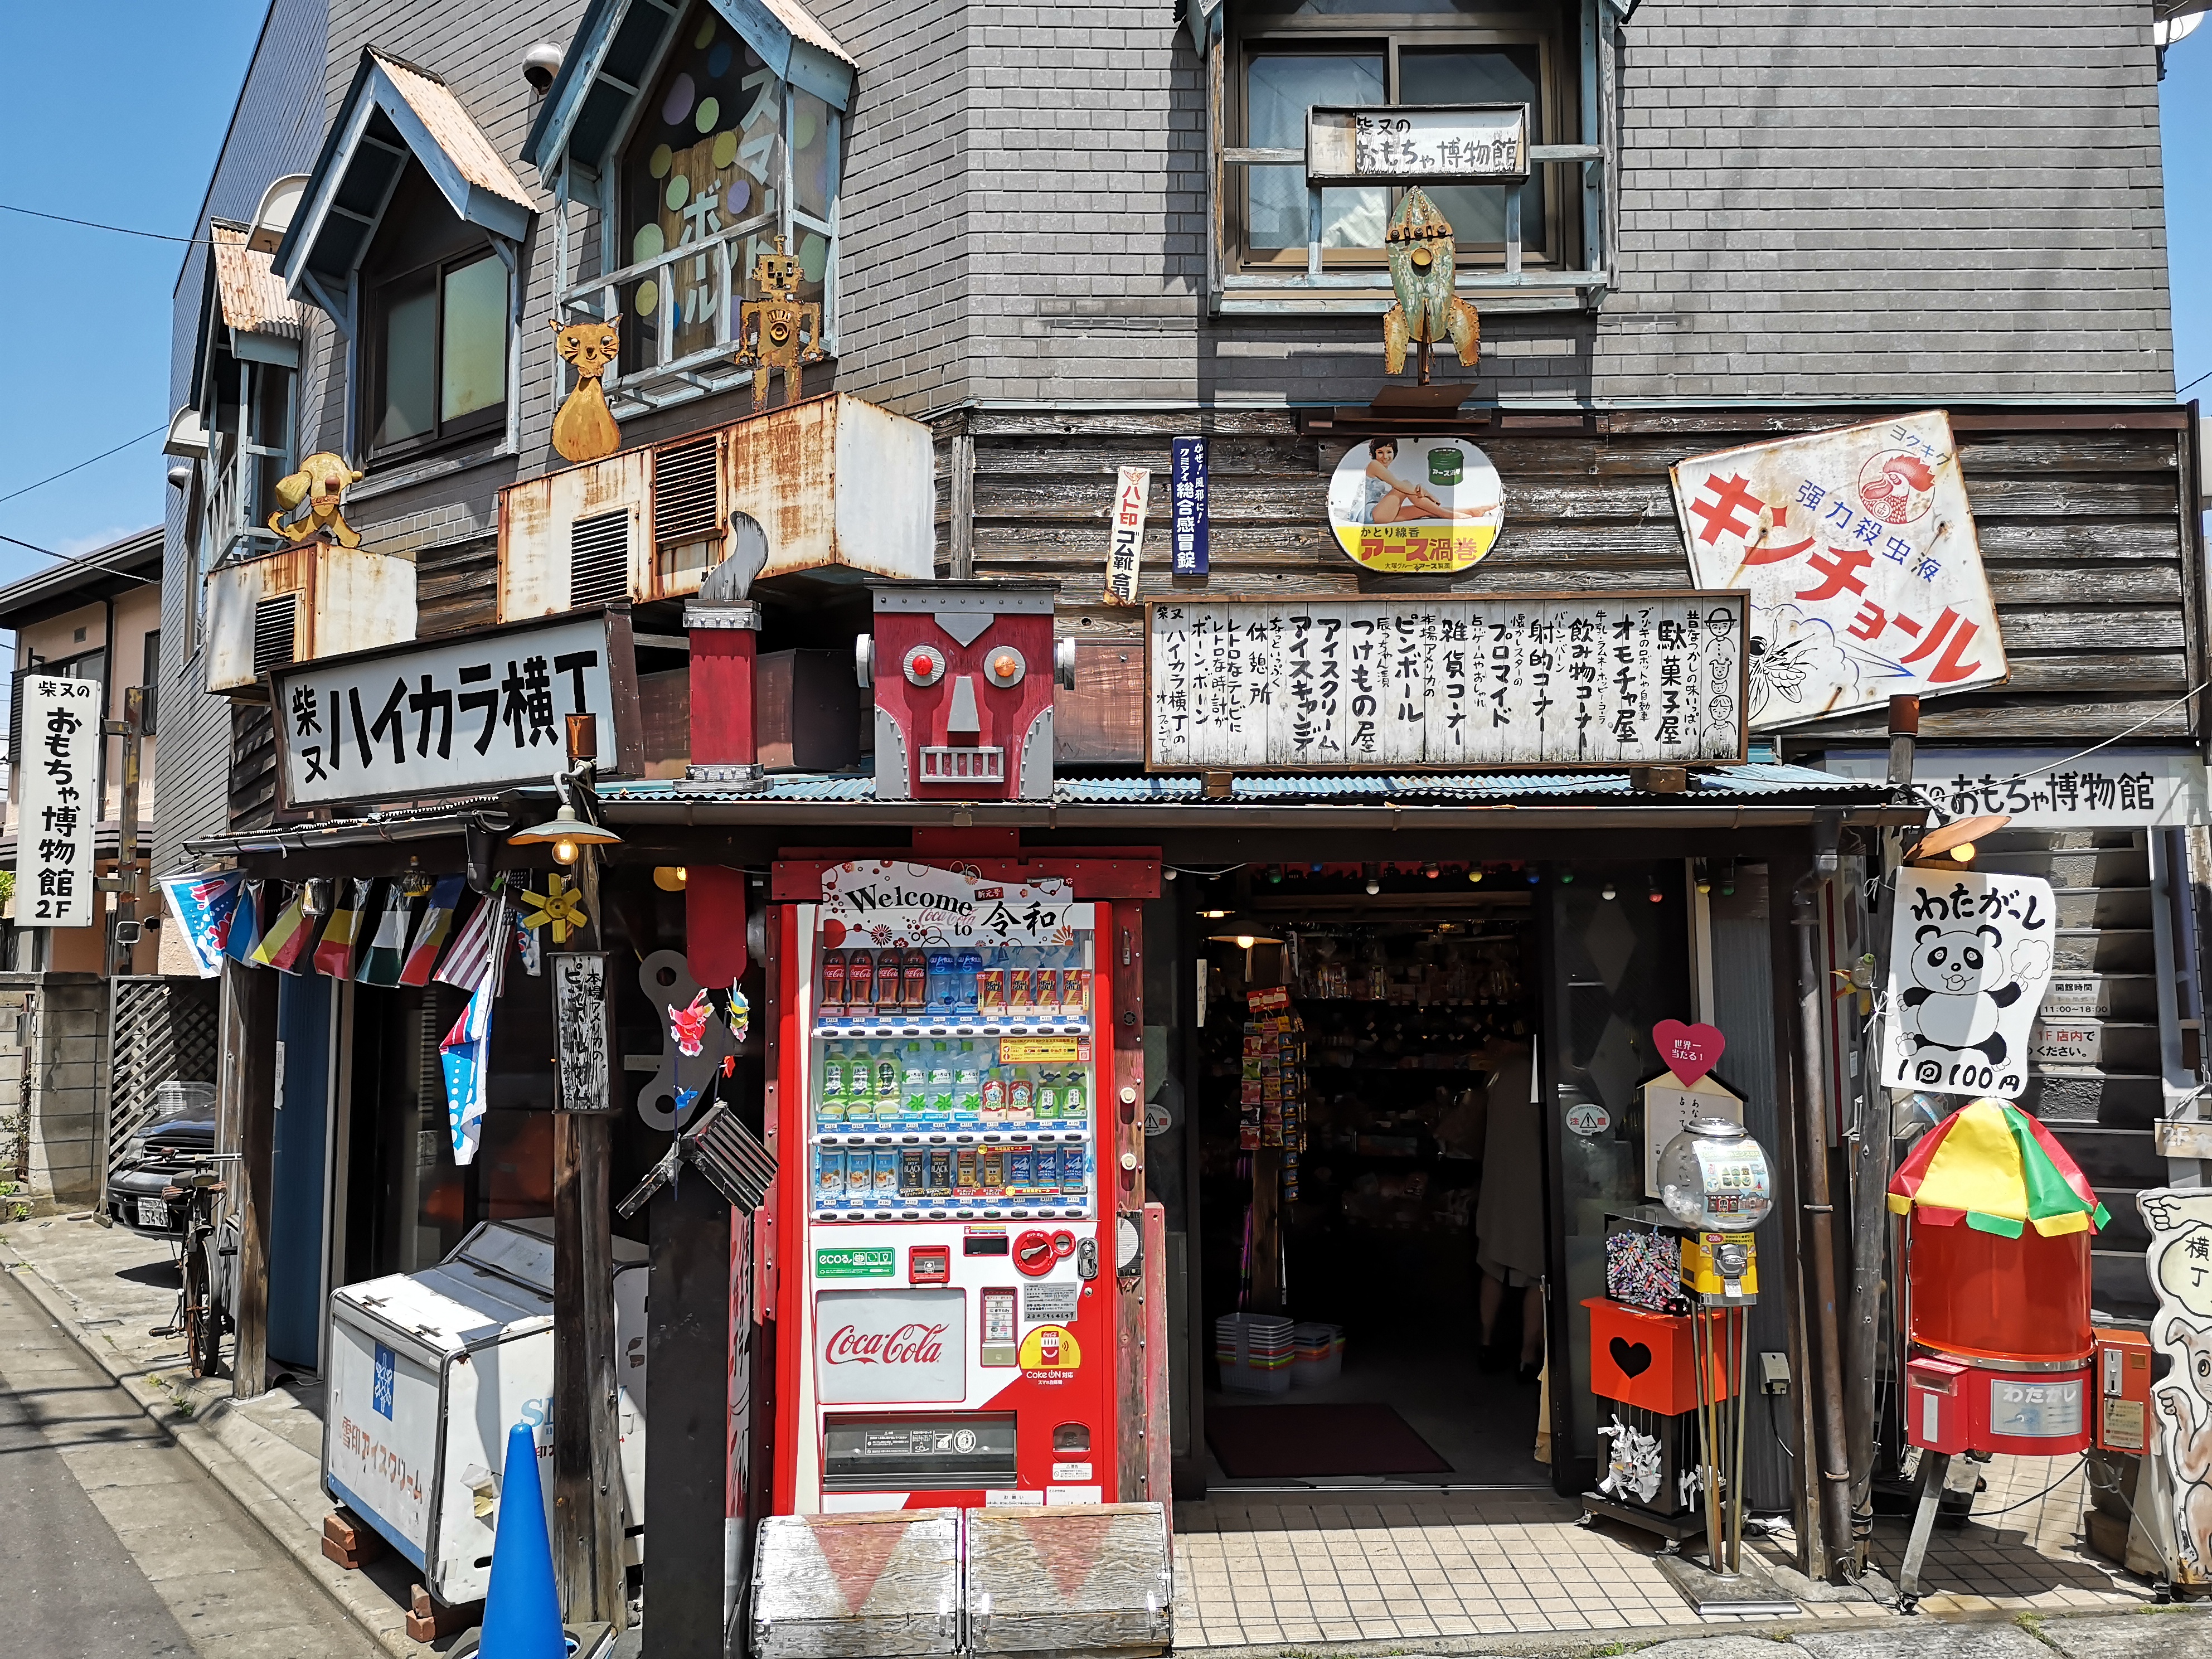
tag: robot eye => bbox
[903,645,946,687]
[984,647,1027,688]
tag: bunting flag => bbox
[434,881,506,991]
[159,872,243,978]
[250,885,315,973]
[440,937,500,1167]
[515,904,544,977]
[399,876,467,987]
[313,877,374,979]
[224,881,264,964]
[356,882,419,987]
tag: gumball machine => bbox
[1885,1098,2108,1609]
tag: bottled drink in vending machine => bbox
[954,1046,983,1120]
[955,944,982,1015]
[926,947,958,1017]
[819,1046,847,1123]
[1035,1071,1060,1122]
[981,1067,1007,1124]
[847,949,875,1014]
[979,945,1008,1014]
[901,947,929,1010]
[901,1049,928,1123]
[875,1046,900,1110]
[822,949,847,1016]
[1062,1070,1087,1124]
[1008,1069,1035,1123]
[844,1047,875,1124]
[927,1043,954,1120]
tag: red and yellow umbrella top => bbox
[1886,1098,2108,1239]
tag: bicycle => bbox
[149,1154,237,1379]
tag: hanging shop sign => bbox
[1880,867,2058,1100]
[268,609,642,810]
[1146,593,1748,771]
[1326,437,1503,574]
[1171,436,1209,576]
[1820,749,2208,829]
[14,676,101,928]
[1672,411,2004,729]
[1103,466,1151,605]
[1305,103,1529,185]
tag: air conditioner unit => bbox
[496,394,935,623]
[206,542,417,695]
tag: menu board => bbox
[1146,593,1748,771]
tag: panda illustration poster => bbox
[1880,867,2056,1100]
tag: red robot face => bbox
[869,584,1061,801]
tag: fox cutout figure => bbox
[551,317,623,463]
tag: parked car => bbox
[105,1086,217,1239]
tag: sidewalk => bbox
[2,1210,2198,1659]
[0,1212,440,1658]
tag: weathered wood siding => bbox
[943,409,2207,752]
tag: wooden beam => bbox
[221,959,279,1399]
[644,1166,733,1652]
[1111,900,1149,1503]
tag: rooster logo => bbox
[1857,451,1938,526]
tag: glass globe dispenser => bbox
[1656,1118,1774,1232]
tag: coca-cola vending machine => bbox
[769,847,1156,1514]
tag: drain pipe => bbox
[1792,807,1856,1579]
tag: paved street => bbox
[0,1260,384,1659]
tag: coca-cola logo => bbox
[823,1322,948,1366]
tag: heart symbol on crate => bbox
[1609,1337,1653,1380]
[1652,1020,1725,1087]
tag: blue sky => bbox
[0,9,2204,583]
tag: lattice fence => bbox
[106,976,220,1176]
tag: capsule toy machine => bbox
[770,851,1154,1515]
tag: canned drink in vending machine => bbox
[872,1148,900,1205]
[954,1147,981,1193]
[815,1147,846,1207]
[899,1147,927,1197]
[978,1146,1006,1192]
[1059,1144,1085,1193]
[1035,1146,1061,1188]
[928,1148,955,1197]
[1062,962,1092,1018]
[1007,1145,1037,1189]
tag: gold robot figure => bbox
[733,236,825,414]
[1382,187,1481,382]
[268,452,366,549]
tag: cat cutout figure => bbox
[268,452,366,548]
[551,317,623,463]
[733,236,824,413]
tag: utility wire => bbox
[0,532,159,586]
[0,425,166,508]
[0,201,208,245]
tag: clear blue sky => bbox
[0,8,2205,583]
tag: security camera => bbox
[523,42,563,91]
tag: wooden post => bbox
[552,835,626,1628]
[1111,900,1148,1503]
[220,957,278,1399]
[645,1162,733,1651]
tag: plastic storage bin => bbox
[1290,1322,1346,1388]
[1215,1312,1294,1394]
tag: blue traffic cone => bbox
[481,1421,567,1657]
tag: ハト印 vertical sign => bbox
[1671,411,2005,729]
[15,676,101,928]
[1103,466,1151,605]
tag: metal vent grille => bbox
[653,438,721,545]
[569,510,631,607]
[920,746,1006,784]
[252,594,297,673]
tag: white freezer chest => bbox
[323,1218,649,1605]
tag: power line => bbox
[0,200,208,245]
[0,531,157,585]
[0,426,166,508]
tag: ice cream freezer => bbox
[323,1217,649,1606]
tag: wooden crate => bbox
[966,1502,1172,1658]
[751,1508,962,1658]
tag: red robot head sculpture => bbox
[862,581,1068,801]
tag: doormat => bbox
[1207,1404,1452,1478]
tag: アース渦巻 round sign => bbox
[1326,436,1503,573]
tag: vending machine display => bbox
[775,857,1128,1516]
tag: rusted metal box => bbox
[205,541,416,695]
[751,1508,962,1659]
[498,395,934,623]
[967,1503,1172,1658]
[759,648,861,773]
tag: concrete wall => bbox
[0,974,111,1209]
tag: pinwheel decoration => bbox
[517,874,589,945]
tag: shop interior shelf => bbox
[812,1126,1092,1144]
[812,1017,1093,1039]
[812,1203,1093,1222]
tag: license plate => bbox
[135,1197,169,1228]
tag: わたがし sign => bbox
[1147,594,1747,770]
[14,677,101,926]
[1881,868,2057,1100]
[1327,438,1502,574]
[1671,411,2005,729]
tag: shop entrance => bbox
[1194,870,1549,1491]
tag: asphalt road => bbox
[0,1263,384,1659]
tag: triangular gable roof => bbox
[210,221,304,341]
[524,0,855,179]
[275,48,535,307]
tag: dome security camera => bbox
[523,42,564,91]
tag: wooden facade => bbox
[936,406,2208,761]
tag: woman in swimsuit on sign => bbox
[1359,435,1496,525]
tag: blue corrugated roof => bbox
[598,761,1889,807]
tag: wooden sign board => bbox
[1145,592,1750,772]
[1307,103,1529,185]
[551,952,614,1113]
[1643,1071,1744,1199]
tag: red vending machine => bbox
[769,849,1156,1515]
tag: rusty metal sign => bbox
[1672,411,2006,729]
[1306,103,1529,185]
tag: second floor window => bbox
[371,249,509,455]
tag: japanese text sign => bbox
[1672,412,2005,729]
[550,952,613,1113]
[1171,436,1210,576]
[1881,867,2056,1100]
[1146,594,1748,770]
[15,676,100,927]
[1103,466,1151,606]
[269,613,637,809]
[1307,104,1529,185]
[1821,748,2208,830]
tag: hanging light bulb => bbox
[1363,862,1381,894]
[1525,867,1541,885]
[1468,865,1484,884]
[1559,867,1575,885]
[1950,842,1977,864]
[1648,884,1665,904]
[1694,860,1711,896]
[1424,862,1439,880]
[1164,867,1178,881]
[1267,864,1284,884]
